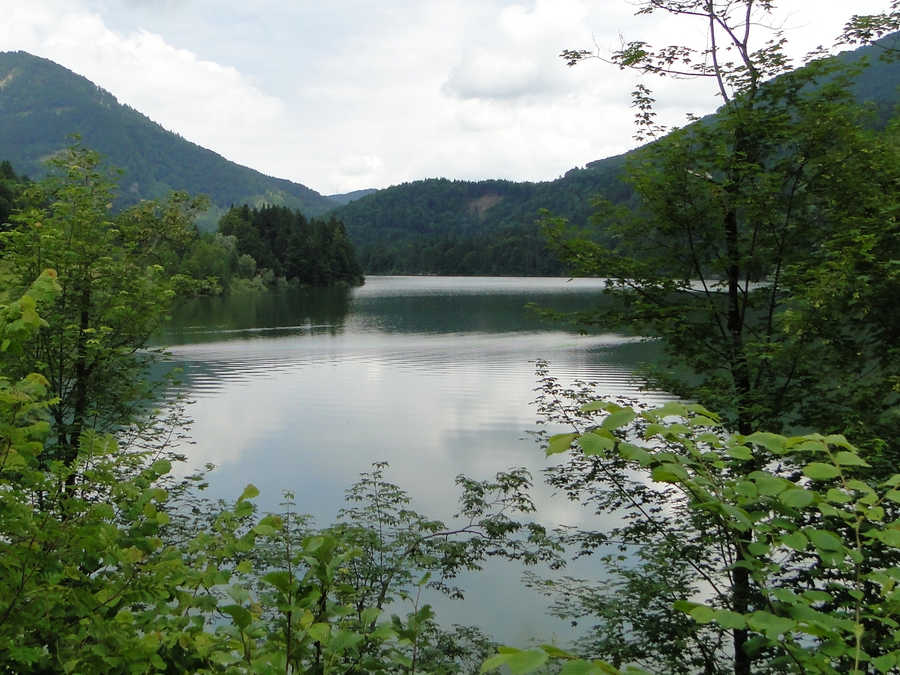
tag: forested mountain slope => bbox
[333,155,630,274]
[0,51,336,222]
[333,36,900,275]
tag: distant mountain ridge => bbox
[326,188,378,206]
[0,51,337,223]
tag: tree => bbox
[538,3,900,673]
[0,160,27,228]
[553,2,897,439]
[0,143,206,471]
[483,397,900,674]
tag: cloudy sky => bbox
[0,0,889,194]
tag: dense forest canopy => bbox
[219,204,364,287]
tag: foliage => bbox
[0,159,28,228]
[545,5,900,448]
[219,204,364,287]
[496,5,900,675]
[482,392,900,674]
[0,264,538,672]
[0,144,208,467]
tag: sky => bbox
[0,0,890,195]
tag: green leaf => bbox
[619,442,653,466]
[747,541,769,556]
[221,604,251,630]
[539,645,574,659]
[806,529,844,551]
[262,571,293,593]
[547,433,577,456]
[866,506,885,522]
[779,489,815,509]
[361,607,380,625]
[726,445,753,461]
[601,408,635,431]
[832,451,869,467]
[329,630,362,654]
[751,472,788,496]
[672,600,701,613]
[690,605,716,624]
[871,652,898,672]
[506,649,549,674]
[578,431,615,456]
[649,401,688,419]
[803,463,841,480]
[825,488,853,504]
[307,622,330,644]
[780,531,808,551]
[238,483,259,502]
[714,610,747,629]
[150,459,171,474]
[746,610,796,638]
[744,432,787,454]
[722,504,753,531]
[872,528,900,548]
[651,463,688,483]
[482,653,513,673]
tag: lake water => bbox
[158,276,667,646]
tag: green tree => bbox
[484,398,900,674]
[0,143,205,471]
[539,3,900,673]
[0,160,27,228]
[553,2,897,439]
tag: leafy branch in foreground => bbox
[483,388,900,674]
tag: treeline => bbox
[362,224,568,275]
[219,204,364,287]
[0,155,364,295]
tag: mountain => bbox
[332,36,900,274]
[332,155,631,274]
[326,188,378,206]
[0,51,336,225]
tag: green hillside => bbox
[0,51,336,224]
[333,37,900,275]
[333,155,630,274]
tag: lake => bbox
[158,275,667,646]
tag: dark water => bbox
[158,276,667,645]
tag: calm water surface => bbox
[159,276,667,645]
